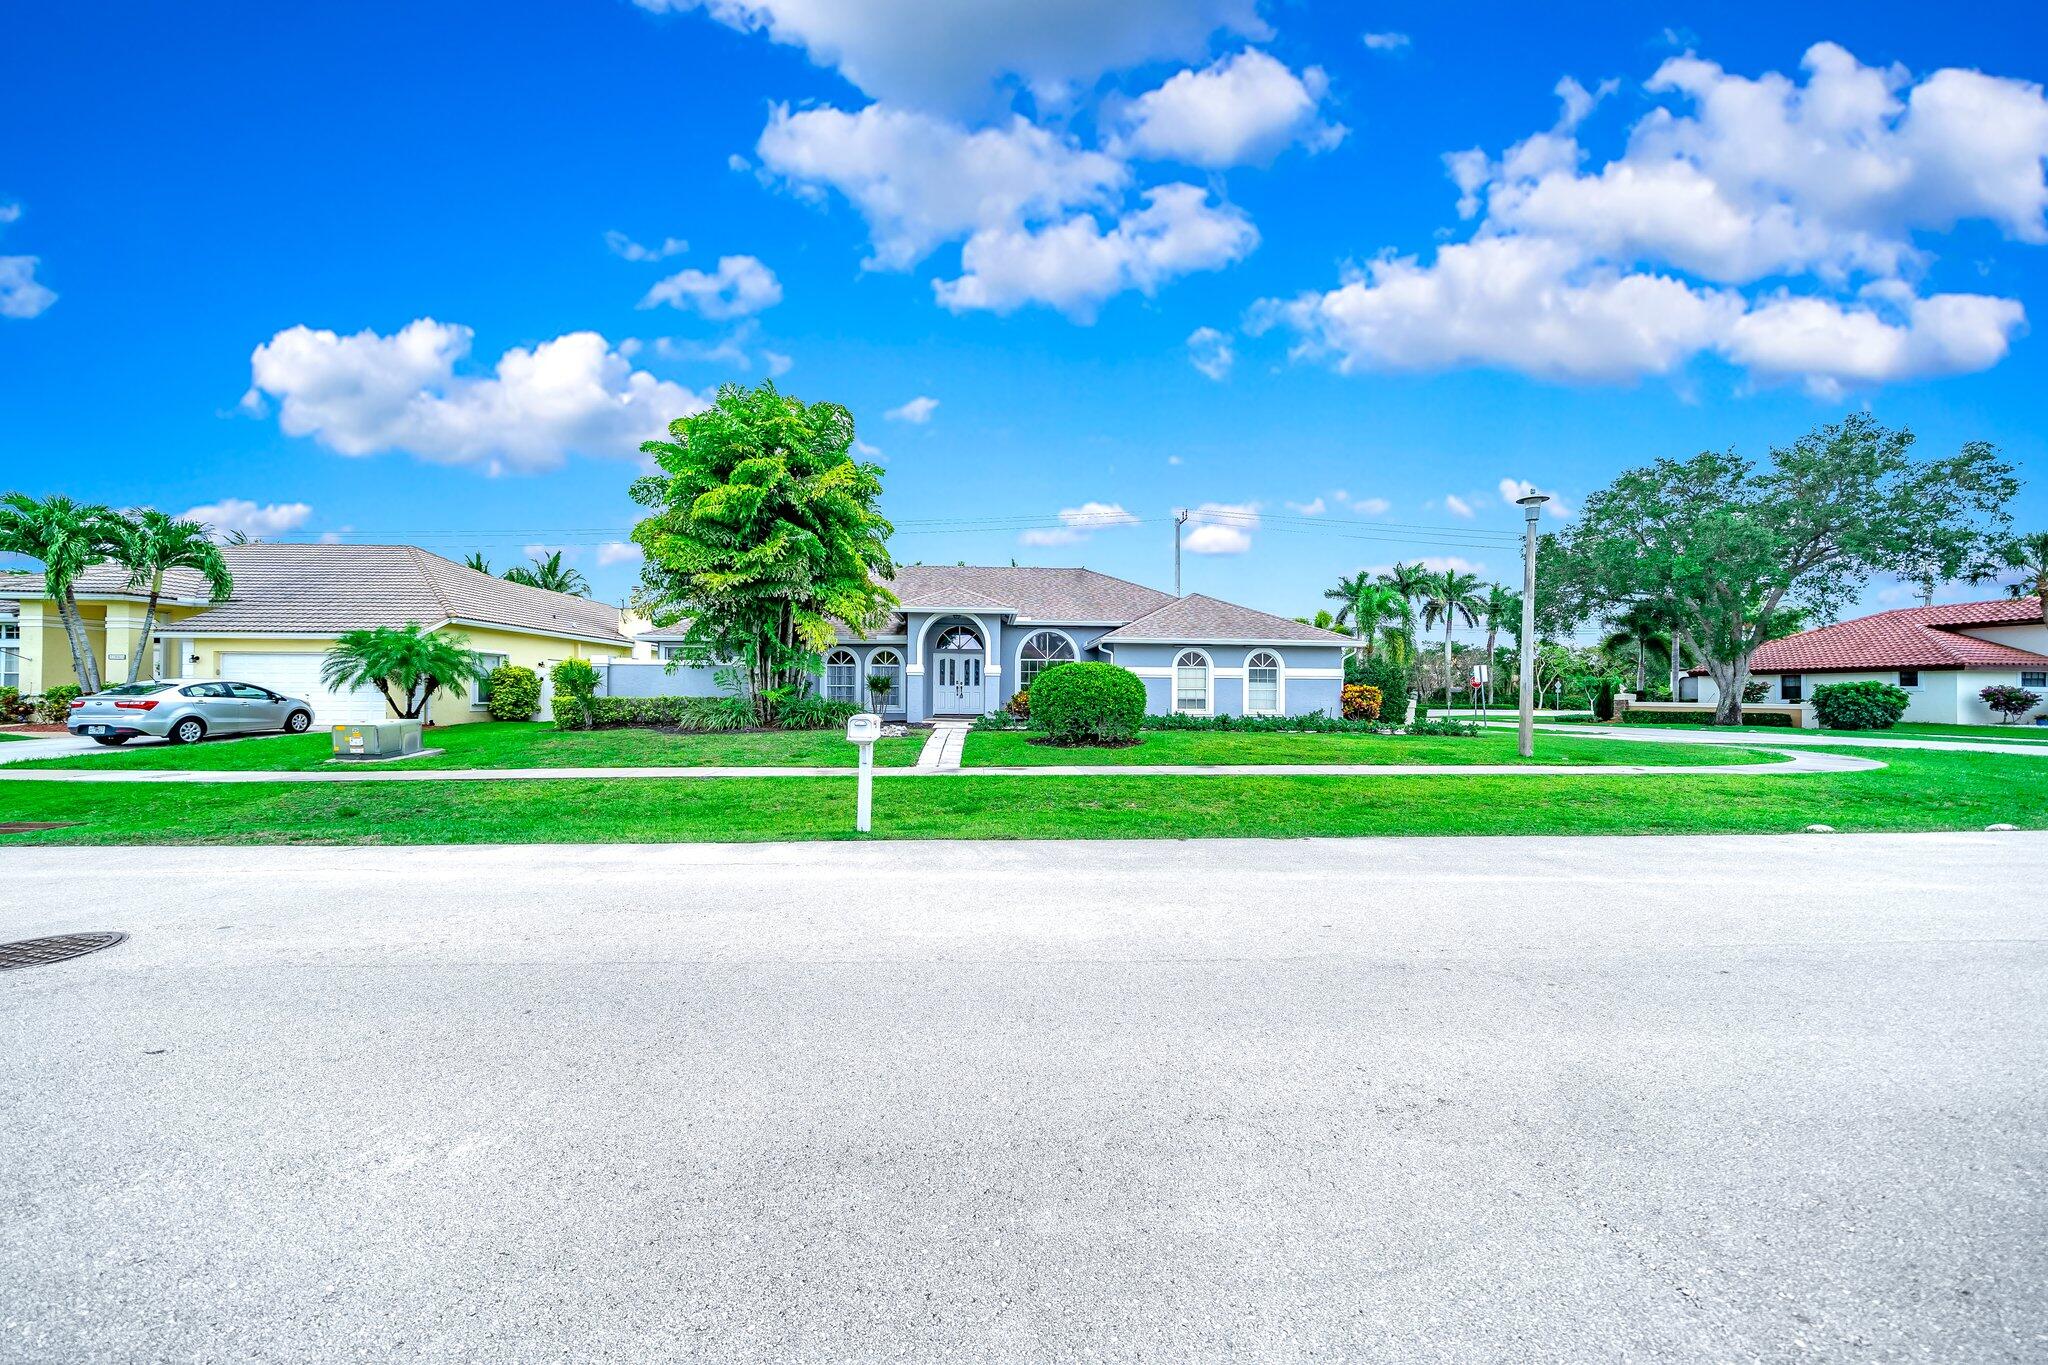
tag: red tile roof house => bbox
[1686,598,2048,725]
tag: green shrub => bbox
[1404,717,1481,737]
[1980,684,2043,723]
[1006,688,1032,723]
[1810,679,1910,731]
[1341,683,1382,721]
[552,658,599,702]
[557,695,758,731]
[1144,710,1375,734]
[483,664,541,721]
[0,685,27,723]
[1622,707,1793,728]
[1357,655,1409,722]
[37,684,82,724]
[1592,677,1617,722]
[1029,662,1146,745]
[773,695,860,731]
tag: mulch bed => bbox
[0,724,67,735]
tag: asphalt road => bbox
[4,835,2045,1362]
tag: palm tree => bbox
[1420,568,1486,709]
[1479,584,1519,707]
[0,493,115,694]
[105,509,233,683]
[503,550,590,597]
[320,622,488,719]
[1599,601,1669,698]
[1378,561,1431,665]
[463,552,493,574]
[1325,574,1407,662]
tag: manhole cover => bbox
[0,932,127,971]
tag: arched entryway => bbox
[929,623,986,715]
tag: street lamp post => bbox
[1515,493,1550,759]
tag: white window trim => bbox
[825,648,860,705]
[472,653,510,707]
[1173,649,1213,716]
[1245,649,1285,716]
[1016,629,1080,692]
[867,648,904,712]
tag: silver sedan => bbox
[66,680,317,746]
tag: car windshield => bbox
[97,683,169,697]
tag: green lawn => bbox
[1581,718,2048,744]
[962,728,1775,768]
[16,722,925,771]
[4,745,2039,845]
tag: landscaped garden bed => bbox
[960,728,1776,768]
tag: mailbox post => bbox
[846,712,881,833]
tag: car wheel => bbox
[169,717,206,745]
[92,736,130,747]
[284,710,312,733]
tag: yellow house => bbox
[0,543,640,725]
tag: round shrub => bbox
[1341,683,1382,721]
[1810,679,1910,731]
[484,664,541,721]
[1028,661,1145,745]
[1357,655,1409,724]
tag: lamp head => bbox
[1516,492,1550,522]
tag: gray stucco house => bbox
[636,565,1352,722]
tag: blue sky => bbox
[4,1,2047,625]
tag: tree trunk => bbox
[1484,628,1497,709]
[1703,654,1750,726]
[128,571,164,685]
[54,590,101,695]
[1442,619,1454,711]
[1633,631,1646,695]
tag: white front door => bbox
[934,649,984,714]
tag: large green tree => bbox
[0,493,116,694]
[1980,531,2048,625]
[1479,583,1518,707]
[1546,415,2016,723]
[630,381,896,723]
[106,509,233,683]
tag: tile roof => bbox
[1098,593,1353,645]
[1749,599,2048,673]
[3,544,630,643]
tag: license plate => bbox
[85,725,108,735]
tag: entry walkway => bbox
[916,719,972,772]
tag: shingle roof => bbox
[887,565,1176,621]
[0,562,215,600]
[1098,593,1353,645]
[1748,600,2048,673]
[4,544,630,643]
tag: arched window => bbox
[1173,649,1211,713]
[1246,651,1282,714]
[867,649,902,711]
[1017,631,1077,690]
[933,626,982,652]
[825,648,859,704]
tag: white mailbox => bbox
[846,712,882,832]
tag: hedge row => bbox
[1621,708,1795,728]
[974,710,1481,739]
[552,693,861,732]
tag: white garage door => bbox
[217,652,388,725]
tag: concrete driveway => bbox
[4,835,2044,1362]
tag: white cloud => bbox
[632,0,1267,112]
[0,257,55,319]
[1344,494,1392,516]
[853,438,885,460]
[933,183,1256,320]
[1444,494,1475,518]
[885,395,938,423]
[247,319,706,474]
[1261,42,2046,392]
[1110,49,1345,168]
[1362,32,1410,53]
[757,103,1125,270]
[605,231,689,261]
[1187,325,1234,380]
[1364,555,1489,576]
[1261,236,1741,383]
[596,541,644,567]
[1284,497,1326,515]
[179,498,314,542]
[1498,478,1571,519]
[640,255,783,318]
[1018,500,1141,547]
[1183,500,1258,555]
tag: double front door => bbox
[933,649,984,714]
